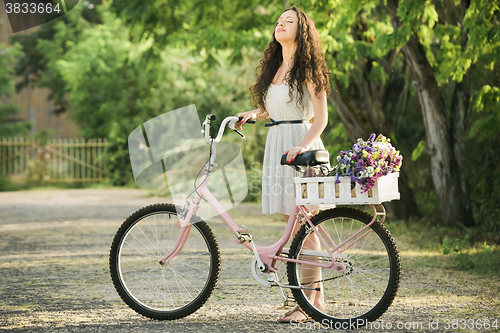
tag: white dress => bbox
[262,81,329,215]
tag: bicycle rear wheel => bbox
[287,207,401,327]
[109,203,220,320]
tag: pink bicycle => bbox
[109,114,401,327]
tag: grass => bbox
[385,218,500,277]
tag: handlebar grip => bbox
[238,116,256,124]
[208,114,216,121]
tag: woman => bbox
[238,6,331,323]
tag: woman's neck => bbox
[280,42,296,66]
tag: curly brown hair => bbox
[250,6,331,119]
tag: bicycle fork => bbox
[158,200,200,265]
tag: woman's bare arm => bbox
[297,80,328,150]
[237,108,271,129]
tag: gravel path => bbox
[0,188,498,332]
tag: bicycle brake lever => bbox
[233,129,246,139]
[228,120,246,138]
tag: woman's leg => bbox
[279,209,325,322]
[300,228,325,312]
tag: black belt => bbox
[265,118,306,127]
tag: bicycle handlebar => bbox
[202,114,255,143]
[237,116,256,124]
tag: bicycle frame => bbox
[158,170,387,273]
[158,115,387,275]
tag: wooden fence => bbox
[0,137,108,183]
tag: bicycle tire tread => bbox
[109,203,221,320]
[287,207,401,326]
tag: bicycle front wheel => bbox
[287,207,401,327]
[109,203,220,320]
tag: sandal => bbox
[281,304,299,318]
[277,305,312,323]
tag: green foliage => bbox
[31,2,262,186]
[109,0,281,66]
[9,2,103,115]
[442,235,500,276]
[411,140,426,161]
[9,0,500,232]
[386,220,500,276]
[449,244,500,275]
[319,0,499,229]
[0,178,28,191]
[0,43,31,136]
[442,234,471,255]
[466,72,500,231]
[462,1,500,80]
[470,85,500,139]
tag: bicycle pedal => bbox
[267,272,277,283]
[235,230,252,243]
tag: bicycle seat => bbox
[280,149,330,167]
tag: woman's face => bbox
[274,10,298,44]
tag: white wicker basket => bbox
[294,172,400,205]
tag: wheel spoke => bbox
[110,205,220,319]
[287,208,400,325]
[122,239,158,262]
[127,266,158,292]
[127,229,160,260]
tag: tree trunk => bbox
[384,168,421,220]
[327,16,421,220]
[328,81,369,143]
[328,78,421,220]
[448,0,475,226]
[383,0,475,226]
[356,59,388,134]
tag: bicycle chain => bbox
[300,260,353,286]
[295,224,354,287]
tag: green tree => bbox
[290,0,499,227]
[379,0,499,227]
[28,2,263,185]
[11,0,500,230]
[0,42,30,136]
[109,0,422,219]
[9,0,103,115]
[108,0,500,229]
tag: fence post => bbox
[1,136,108,184]
[37,140,44,185]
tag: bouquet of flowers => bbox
[329,134,403,193]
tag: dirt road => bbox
[0,189,498,332]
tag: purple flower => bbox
[329,132,402,192]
